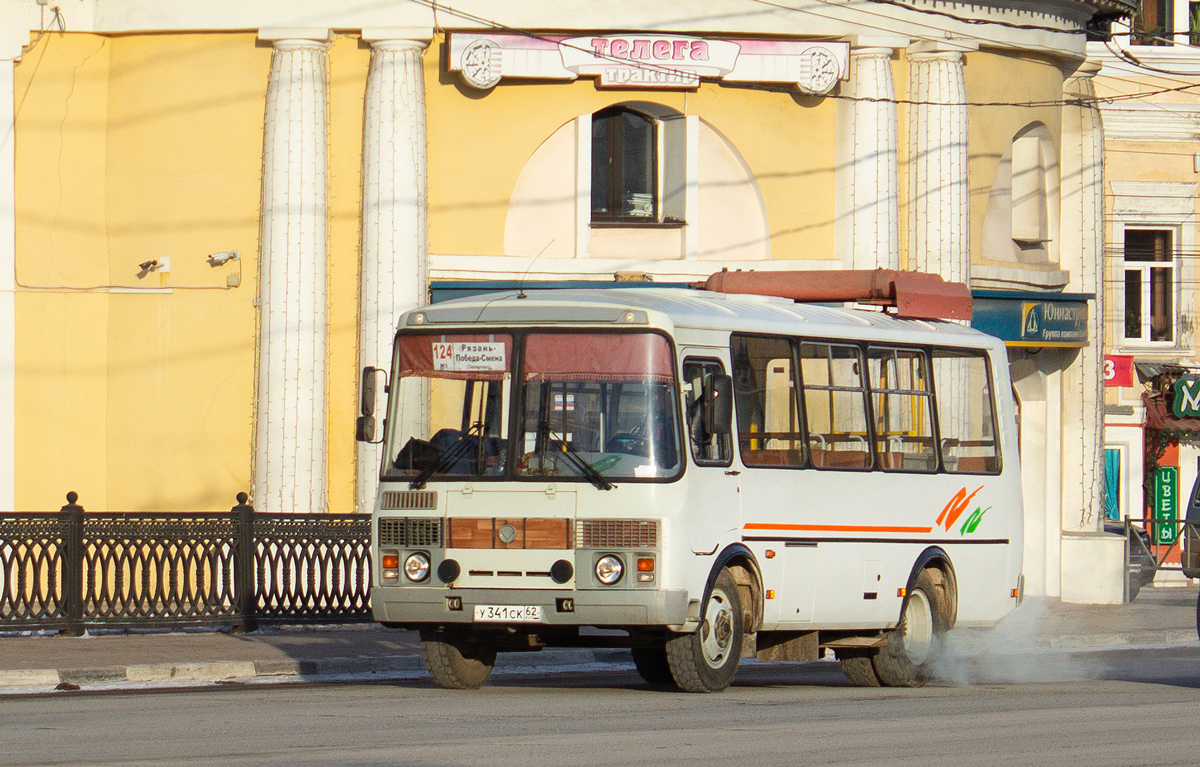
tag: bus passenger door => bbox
[682,355,740,553]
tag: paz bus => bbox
[357,269,1023,692]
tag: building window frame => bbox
[1110,181,1197,354]
[1121,227,1177,346]
[590,106,662,224]
[1131,0,1173,45]
[586,103,691,229]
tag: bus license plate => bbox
[474,605,542,622]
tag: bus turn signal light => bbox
[381,554,399,570]
[637,557,655,582]
[897,587,907,598]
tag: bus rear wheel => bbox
[872,569,948,687]
[665,569,743,693]
[421,629,497,690]
[839,652,882,687]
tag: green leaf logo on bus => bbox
[936,486,990,536]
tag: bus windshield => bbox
[384,331,681,485]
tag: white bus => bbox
[359,272,1023,692]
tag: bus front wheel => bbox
[665,569,743,693]
[872,568,948,687]
[421,629,497,690]
[630,646,674,685]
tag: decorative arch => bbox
[981,122,1060,267]
[504,102,769,261]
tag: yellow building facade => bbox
[2,0,1132,601]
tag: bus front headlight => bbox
[404,552,431,582]
[595,555,624,585]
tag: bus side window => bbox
[932,349,1002,474]
[866,346,936,472]
[799,342,872,470]
[683,359,732,466]
[731,335,806,468]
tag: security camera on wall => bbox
[207,250,240,266]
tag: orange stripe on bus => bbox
[743,523,934,534]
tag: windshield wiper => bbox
[538,421,614,491]
[409,423,484,490]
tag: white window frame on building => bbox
[1110,181,1197,354]
[1121,227,1176,345]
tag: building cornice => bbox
[2,0,1125,60]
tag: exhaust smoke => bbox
[929,599,1102,685]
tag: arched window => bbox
[591,106,658,222]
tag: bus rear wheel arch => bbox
[871,567,951,687]
[838,564,955,688]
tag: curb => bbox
[0,648,616,690]
[0,632,1193,690]
[1039,628,1197,648]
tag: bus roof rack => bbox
[692,268,972,321]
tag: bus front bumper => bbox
[373,586,689,628]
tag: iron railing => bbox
[1119,517,1200,601]
[0,493,371,634]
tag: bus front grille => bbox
[380,490,438,511]
[577,519,658,549]
[378,517,443,548]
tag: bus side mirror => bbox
[355,415,376,443]
[705,374,733,436]
[357,367,387,444]
[360,366,386,417]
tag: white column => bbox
[907,43,974,283]
[357,31,431,515]
[0,55,16,512]
[836,43,901,270]
[255,30,332,513]
[908,42,974,476]
[1059,61,1106,534]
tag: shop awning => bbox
[1144,391,1200,432]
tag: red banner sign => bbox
[1104,355,1135,387]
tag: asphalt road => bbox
[2,645,1197,767]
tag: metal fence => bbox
[0,493,372,634]
[1119,516,1200,601]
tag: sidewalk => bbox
[0,585,1194,691]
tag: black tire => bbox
[665,569,743,693]
[839,652,882,687]
[421,630,497,690]
[873,568,949,687]
[631,646,675,685]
